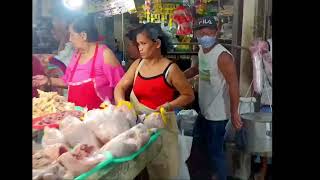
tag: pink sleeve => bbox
[103,64,125,87]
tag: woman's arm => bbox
[50,77,68,88]
[114,60,140,104]
[164,63,195,110]
[33,75,67,89]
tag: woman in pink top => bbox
[33,16,124,109]
[32,56,45,98]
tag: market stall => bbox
[32,90,168,180]
[32,0,272,179]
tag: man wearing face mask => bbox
[185,16,242,180]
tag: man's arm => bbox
[218,52,242,129]
[184,55,199,79]
[184,66,199,79]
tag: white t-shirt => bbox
[197,44,233,121]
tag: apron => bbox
[130,60,180,179]
[68,43,103,110]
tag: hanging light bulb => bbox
[63,0,84,10]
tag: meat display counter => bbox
[75,131,163,180]
[32,130,163,180]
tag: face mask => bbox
[197,36,216,49]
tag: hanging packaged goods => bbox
[136,0,181,27]
[85,0,137,16]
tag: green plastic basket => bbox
[75,130,161,180]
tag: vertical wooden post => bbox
[231,0,243,82]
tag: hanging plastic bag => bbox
[249,40,269,94]
[225,93,255,142]
[176,109,198,136]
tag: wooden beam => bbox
[239,0,255,96]
[231,0,243,82]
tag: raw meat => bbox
[57,144,105,177]
[32,162,66,180]
[117,104,137,127]
[35,111,84,126]
[84,107,131,144]
[143,112,165,129]
[42,127,66,148]
[100,123,150,157]
[33,144,68,169]
[59,116,101,149]
[42,143,69,161]
[33,151,53,169]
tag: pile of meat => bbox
[33,103,155,180]
[34,110,84,127]
[33,90,76,118]
[100,123,151,157]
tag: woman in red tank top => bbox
[115,23,194,111]
[114,23,194,179]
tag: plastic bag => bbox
[142,107,167,129]
[173,6,193,35]
[143,112,165,129]
[251,53,263,94]
[177,130,192,179]
[100,123,150,157]
[59,116,101,149]
[58,144,105,178]
[176,109,198,136]
[239,97,256,115]
[42,126,66,148]
[117,100,137,127]
[250,40,270,94]
[84,107,131,144]
[225,97,255,142]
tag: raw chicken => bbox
[33,144,68,169]
[84,108,131,144]
[42,127,66,148]
[117,103,137,127]
[59,116,101,149]
[33,162,66,180]
[143,112,165,129]
[100,123,151,157]
[57,144,105,178]
[100,130,139,157]
[42,143,69,161]
[33,151,53,169]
